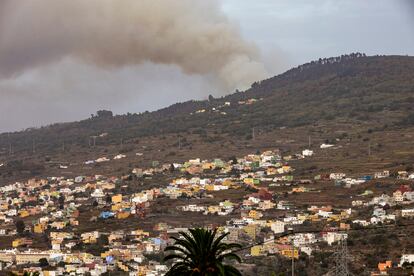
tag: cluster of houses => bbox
[0,146,413,275]
[191,98,262,116]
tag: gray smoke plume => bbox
[0,0,268,90]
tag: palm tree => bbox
[21,272,40,276]
[164,228,242,276]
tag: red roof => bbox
[397,185,411,193]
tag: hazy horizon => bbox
[0,0,413,133]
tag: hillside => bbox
[1,53,414,183]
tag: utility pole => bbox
[291,239,295,276]
[178,136,181,150]
[7,133,12,155]
[308,136,311,148]
[368,142,371,157]
[90,136,97,147]
[252,127,255,140]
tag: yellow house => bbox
[192,186,201,192]
[12,238,32,248]
[202,163,214,170]
[208,206,221,214]
[251,245,263,256]
[12,239,20,248]
[327,215,340,222]
[205,185,215,191]
[19,210,30,218]
[112,194,123,204]
[111,203,122,211]
[222,179,234,186]
[243,225,257,240]
[248,210,263,219]
[243,178,254,185]
[117,212,130,219]
[281,248,299,259]
[101,251,110,258]
[121,202,132,209]
[131,229,150,237]
[34,223,46,234]
[297,214,309,221]
[282,165,292,173]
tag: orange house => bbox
[378,261,392,272]
[117,212,130,219]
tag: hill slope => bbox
[1,53,414,154]
[1,53,414,183]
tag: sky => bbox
[0,0,413,132]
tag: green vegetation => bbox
[1,55,413,156]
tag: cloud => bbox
[0,0,268,91]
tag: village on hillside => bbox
[0,144,413,275]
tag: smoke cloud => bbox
[0,0,267,90]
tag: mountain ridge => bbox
[1,53,414,156]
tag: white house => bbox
[330,173,346,180]
[374,171,390,179]
[270,221,285,234]
[324,232,347,245]
[401,208,414,218]
[320,144,334,149]
[400,254,414,266]
[302,149,314,157]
